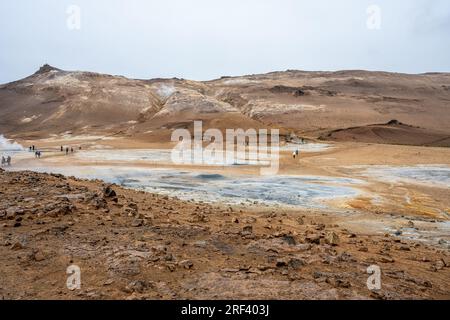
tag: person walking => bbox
[61,146,63,152]
[1,156,5,166]
[65,147,69,155]
[6,156,11,166]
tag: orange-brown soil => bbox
[0,168,449,300]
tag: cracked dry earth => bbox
[0,168,449,300]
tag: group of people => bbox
[1,155,11,166]
[26,145,81,157]
[28,145,43,159]
[292,149,300,159]
[2,144,83,166]
[61,146,78,155]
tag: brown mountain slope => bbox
[206,71,450,137]
[319,120,450,147]
[1,65,450,143]
[0,65,162,137]
[0,65,263,140]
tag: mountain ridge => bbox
[1,65,450,144]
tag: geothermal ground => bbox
[0,67,449,299]
[0,135,449,300]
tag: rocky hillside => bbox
[320,120,450,147]
[1,65,450,141]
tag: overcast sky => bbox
[1,0,449,84]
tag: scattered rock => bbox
[315,224,325,231]
[435,259,446,270]
[164,253,174,261]
[29,249,46,262]
[241,225,253,236]
[48,203,74,217]
[293,89,306,97]
[379,256,395,263]
[337,252,356,263]
[274,256,306,270]
[190,213,209,223]
[90,197,107,210]
[50,173,65,179]
[257,265,270,271]
[242,217,257,224]
[103,185,117,198]
[296,243,312,251]
[370,291,386,300]
[287,258,306,270]
[305,234,321,244]
[179,260,194,269]
[281,235,296,246]
[6,207,24,219]
[275,258,288,268]
[326,277,351,288]
[103,279,114,286]
[325,232,340,246]
[10,242,24,250]
[128,203,138,212]
[131,219,143,227]
[125,280,152,294]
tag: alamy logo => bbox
[66,264,81,290]
[366,5,382,30]
[171,121,280,175]
[66,5,81,30]
[367,265,382,290]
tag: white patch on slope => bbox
[221,78,260,85]
[154,89,238,117]
[21,115,40,123]
[245,100,325,117]
[156,84,176,99]
[43,73,83,86]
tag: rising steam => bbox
[0,134,24,151]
